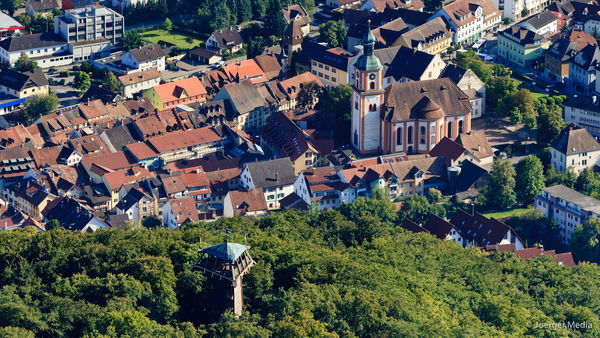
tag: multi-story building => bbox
[564,96,600,137]
[497,26,550,67]
[544,29,597,83]
[535,184,600,244]
[518,10,559,37]
[440,64,486,118]
[212,80,270,133]
[397,17,453,54]
[0,69,49,114]
[494,0,550,21]
[431,0,501,45]
[240,158,296,210]
[568,44,600,93]
[118,68,161,98]
[143,77,207,110]
[54,5,124,62]
[550,124,600,173]
[121,44,166,72]
[296,41,353,86]
[547,0,575,30]
[0,33,71,68]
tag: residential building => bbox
[4,180,55,218]
[497,26,550,68]
[430,0,501,45]
[450,208,525,249]
[125,127,223,168]
[240,158,296,210]
[118,68,161,98]
[325,0,361,9]
[349,45,446,87]
[0,32,71,68]
[456,131,494,166]
[0,68,49,115]
[206,27,244,55]
[163,197,199,227]
[296,41,353,86]
[568,44,600,93]
[261,112,333,174]
[282,4,311,36]
[42,196,109,232]
[564,96,600,137]
[483,244,575,267]
[188,47,222,65]
[547,0,575,30]
[544,29,596,83]
[294,166,350,210]
[212,80,269,133]
[223,189,268,218]
[26,0,61,17]
[278,72,322,110]
[550,124,600,173]
[397,17,453,54]
[351,28,471,155]
[121,44,166,72]
[370,18,410,47]
[494,0,549,21]
[518,10,559,36]
[115,186,156,221]
[535,184,600,244]
[143,77,207,110]
[440,63,486,118]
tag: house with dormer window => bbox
[143,77,207,110]
[430,0,501,45]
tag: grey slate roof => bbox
[571,43,600,71]
[525,10,559,30]
[245,157,296,188]
[0,32,65,52]
[28,0,59,12]
[211,27,244,48]
[101,124,136,151]
[0,68,48,91]
[374,45,436,81]
[219,80,267,115]
[551,124,600,155]
[127,43,166,63]
[542,184,600,213]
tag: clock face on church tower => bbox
[369,73,376,80]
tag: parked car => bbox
[47,68,59,75]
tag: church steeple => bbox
[355,20,381,71]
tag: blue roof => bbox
[0,97,26,110]
[202,242,249,262]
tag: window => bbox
[354,130,358,146]
[420,126,426,144]
[370,82,375,90]
[332,68,336,73]
[396,127,402,145]
[458,120,464,134]
[355,101,358,109]
[407,126,413,143]
[369,104,377,112]
[447,121,453,138]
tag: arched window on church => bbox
[458,120,464,134]
[440,124,443,139]
[447,121,453,138]
[354,130,358,146]
[369,104,377,112]
[355,101,358,110]
[370,81,375,90]
[420,126,426,144]
[407,126,413,144]
[396,127,402,145]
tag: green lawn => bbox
[139,29,203,50]
[482,207,532,219]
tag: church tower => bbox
[351,21,384,154]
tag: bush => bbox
[59,70,69,77]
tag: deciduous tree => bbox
[515,156,545,206]
[483,158,516,210]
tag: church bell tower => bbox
[351,20,384,154]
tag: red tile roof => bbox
[169,197,199,224]
[222,59,268,84]
[103,166,155,191]
[147,127,221,154]
[153,77,207,104]
[80,151,137,171]
[279,72,322,99]
[227,189,268,216]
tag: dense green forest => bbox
[1,198,600,336]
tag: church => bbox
[351,24,473,155]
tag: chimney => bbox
[593,96,597,104]
[275,172,279,182]
[478,145,481,152]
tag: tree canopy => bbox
[482,157,516,210]
[318,20,347,48]
[14,53,40,73]
[73,71,91,92]
[515,156,545,206]
[1,203,600,336]
[22,93,59,124]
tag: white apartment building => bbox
[535,185,600,244]
[495,0,550,21]
[550,124,600,173]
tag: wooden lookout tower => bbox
[191,242,256,318]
